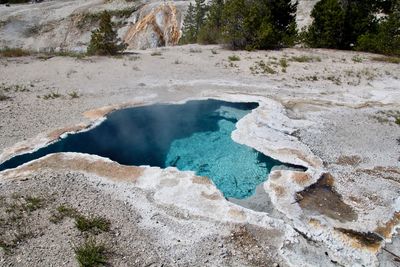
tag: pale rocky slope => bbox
[0,0,319,51]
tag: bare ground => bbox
[0,45,399,266]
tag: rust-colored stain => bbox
[7,145,31,156]
[276,148,321,168]
[375,212,400,239]
[336,155,362,166]
[83,105,118,120]
[356,166,400,183]
[297,173,358,222]
[200,191,222,201]
[191,176,212,185]
[228,208,246,220]
[124,2,181,48]
[2,153,143,182]
[291,172,311,186]
[335,228,383,252]
[270,184,286,197]
[268,170,282,181]
[308,218,323,228]
[83,101,145,120]
[47,124,87,140]
[159,178,179,187]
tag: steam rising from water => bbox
[0,99,287,198]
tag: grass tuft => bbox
[0,47,31,57]
[75,215,111,234]
[352,55,363,63]
[250,60,276,74]
[68,91,79,99]
[75,238,108,267]
[372,56,400,64]
[43,92,61,100]
[25,197,43,211]
[50,204,79,223]
[279,58,289,68]
[290,55,321,63]
[228,55,240,61]
[0,93,11,101]
[189,48,202,53]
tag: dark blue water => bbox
[0,99,287,198]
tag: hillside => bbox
[0,0,319,51]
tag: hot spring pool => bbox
[0,99,288,199]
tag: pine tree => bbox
[180,3,197,44]
[194,0,207,33]
[87,11,126,55]
[305,0,345,48]
[198,0,224,44]
[221,0,251,49]
[268,0,298,46]
[356,0,400,55]
[221,0,297,50]
[342,0,379,49]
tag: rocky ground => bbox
[0,0,319,52]
[0,45,399,266]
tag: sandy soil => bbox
[0,45,399,266]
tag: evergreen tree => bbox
[180,3,197,44]
[221,0,253,49]
[181,0,297,49]
[221,0,297,50]
[305,0,345,48]
[87,11,126,55]
[342,0,379,48]
[198,0,224,44]
[194,0,207,33]
[356,0,400,55]
[268,0,298,45]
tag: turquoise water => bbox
[166,106,281,198]
[0,99,287,199]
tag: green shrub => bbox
[87,11,127,56]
